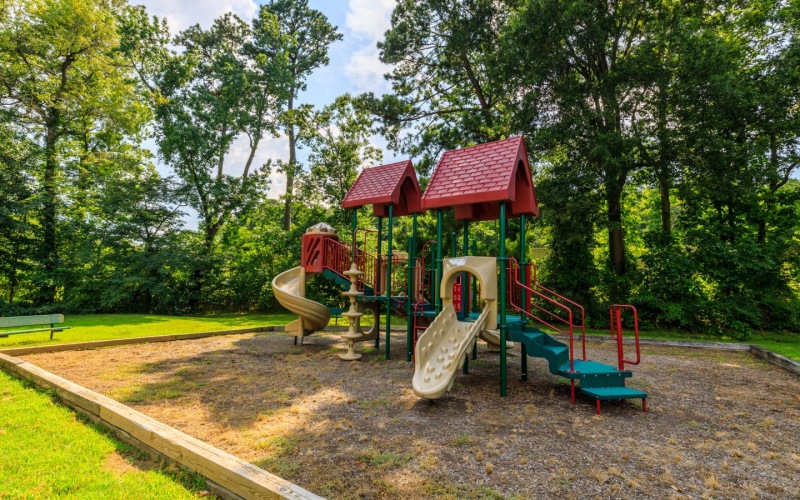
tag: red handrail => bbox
[354,228,378,255]
[323,237,406,295]
[507,258,577,372]
[526,261,588,360]
[609,304,641,370]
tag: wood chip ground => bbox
[22,331,800,499]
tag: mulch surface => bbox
[22,331,800,499]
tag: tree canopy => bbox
[1,0,798,338]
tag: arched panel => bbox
[439,257,497,330]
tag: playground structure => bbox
[272,137,647,413]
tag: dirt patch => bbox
[102,451,140,474]
[23,331,800,499]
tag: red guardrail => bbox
[507,258,578,372]
[609,304,641,370]
[323,237,406,295]
[525,261,587,360]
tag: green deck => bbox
[557,360,632,380]
[580,386,647,400]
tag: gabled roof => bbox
[341,160,422,217]
[421,137,538,221]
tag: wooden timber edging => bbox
[749,345,800,376]
[0,326,284,357]
[551,333,799,376]
[0,352,323,500]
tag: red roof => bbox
[421,137,538,221]
[341,160,422,217]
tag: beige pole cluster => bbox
[339,263,365,360]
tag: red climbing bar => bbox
[609,304,641,370]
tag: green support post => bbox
[351,210,358,262]
[385,204,393,360]
[462,221,469,316]
[406,213,418,362]
[471,239,478,360]
[375,216,382,349]
[435,209,443,314]
[520,214,528,381]
[499,202,508,397]
[471,240,478,311]
[451,232,458,319]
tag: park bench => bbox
[0,314,70,340]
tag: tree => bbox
[370,0,518,176]
[0,125,39,308]
[260,0,342,231]
[298,95,382,226]
[0,0,150,303]
[501,0,666,282]
[153,12,288,251]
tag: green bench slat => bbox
[0,326,70,337]
[0,315,69,339]
[0,314,64,328]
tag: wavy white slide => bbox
[272,266,331,337]
[412,303,491,399]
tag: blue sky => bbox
[136,0,400,221]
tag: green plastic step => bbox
[580,386,647,401]
[557,360,632,380]
[543,345,568,357]
[511,329,570,375]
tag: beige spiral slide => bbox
[272,266,331,338]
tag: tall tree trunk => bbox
[607,179,626,276]
[41,127,59,304]
[658,173,671,234]
[656,81,672,234]
[282,94,295,231]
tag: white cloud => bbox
[346,0,396,42]
[223,133,289,200]
[134,0,258,33]
[344,0,396,93]
[345,44,392,93]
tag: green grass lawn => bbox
[0,313,295,349]
[0,370,206,498]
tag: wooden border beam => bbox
[0,352,322,500]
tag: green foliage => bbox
[1,0,799,338]
[370,0,517,176]
[153,11,287,250]
[297,94,382,227]
[261,0,343,231]
[0,0,152,304]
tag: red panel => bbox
[301,232,339,273]
[341,160,422,215]
[423,137,538,220]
